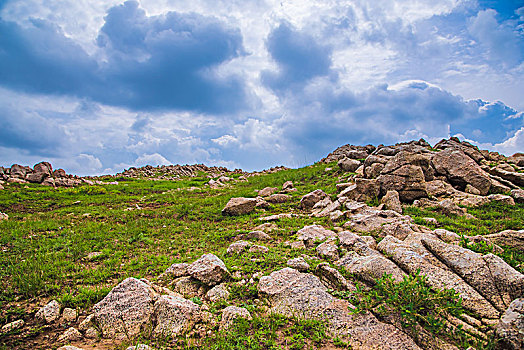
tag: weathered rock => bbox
[496,298,524,350]
[206,284,230,302]
[236,230,271,241]
[338,178,380,202]
[338,158,361,172]
[227,241,251,255]
[61,308,78,323]
[435,199,468,217]
[380,190,402,213]
[312,199,342,218]
[258,268,421,350]
[222,197,257,216]
[0,212,8,221]
[296,225,337,248]
[422,237,524,312]
[488,167,524,187]
[258,187,278,197]
[336,250,406,284]
[92,278,155,339]
[78,314,94,332]
[158,263,189,285]
[299,189,328,209]
[287,257,310,272]
[220,306,252,331]
[482,230,524,250]
[41,177,56,187]
[1,319,24,333]
[336,182,354,192]
[58,346,84,350]
[58,327,83,342]
[316,263,355,291]
[153,295,200,337]
[364,162,385,179]
[432,148,492,195]
[378,236,500,319]
[316,241,339,260]
[344,208,416,240]
[434,137,485,164]
[33,161,53,176]
[35,300,61,324]
[10,164,27,179]
[510,189,524,203]
[266,194,291,204]
[187,254,229,286]
[432,229,461,243]
[282,181,294,190]
[172,276,205,297]
[26,172,47,183]
[487,194,515,205]
[126,344,153,350]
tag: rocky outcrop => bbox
[258,268,422,349]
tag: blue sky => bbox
[0,0,523,175]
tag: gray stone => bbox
[206,284,230,302]
[316,241,339,260]
[222,197,257,216]
[57,327,83,342]
[380,190,402,213]
[153,295,200,337]
[92,278,156,339]
[220,306,252,331]
[61,307,77,323]
[188,254,229,286]
[299,189,328,209]
[35,300,61,324]
[338,158,361,172]
[496,298,524,350]
[296,225,337,248]
[266,194,291,204]
[287,257,310,272]
[258,187,278,197]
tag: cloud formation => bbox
[0,0,523,175]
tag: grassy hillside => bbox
[0,162,522,349]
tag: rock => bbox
[299,189,328,209]
[336,250,406,284]
[378,235,500,319]
[61,308,77,323]
[153,295,200,337]
[488,167,524,187]
[126,344,153,350]
[510,189,524,203]
[258,213,295,221]
[287,257,310,272]
[255,196,269,209]
[188,254,229,286]
[1,319,24,333]
[282,181,294,190]
[336,182,354,192]
[316,263,355,291]
[338,178,380,202]
[487,194,515,205]
[41,177,56,187]
[496,298,524,350]
[92,278,155,339]
[425,179,457,197]
[236,230,271,241]
[58,347,84,350]
[249,244,269,253]
[35,300,61,324]
[0,184,3,190]
[7,177,27,184]
[227,241,251,255]
[432,148,492,195]
[220,306,252,331]
[482,230,524,250]
[0,212,8,221]
[258,268,421,350]
[343,208,416,240]
[58,327,83,342]
[78,314,94,332]
[433,229,461,243]
[206,284,230,302]
[364,162,385,179]
[422,217,439,226]
[380,190,402,213]
[33,161,53,176]
[266,194,291,204]
[10,164,27,179]
[296,225,337,248]
[26,172,47,183]
[338,158,361,172]
[435,199,468,217]
[86,251,102,260]
[172,277,205,297]
[258,187,278,197]
[254,223,278,232]
[158,263,189,285]
[222,197,257,216]
[316,241,339,260]
[422,237,524,313]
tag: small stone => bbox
[236,230,271,241]
[84,327,98,339]
[287,257,310,272]
[78,314,94,332]
[222,197,257,216]
[61,308,77,323]
[248,244,269,254]
[316,241,339,260]
[422,217,439,226]
[0,212,8,221]
[282,181,294,190]
[1,319,24,333]
[35,300,61,324]
[220,306,252,331]
[510,189,524,203]
[86,251,102,260]
[496,298,524,350]
[258,187,278,197]
[266,194,291,204]
[187,254,230,286]
[126,345,152,350]
[58,327,83,342]
[227,241,251,255]
[206,284,230,303]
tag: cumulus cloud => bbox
[0,0,250,113]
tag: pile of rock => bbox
[116,164,244,180]
[0,162,90,187]
[321,137,524,206]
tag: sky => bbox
[0,0,523,175]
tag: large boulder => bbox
[187,254,229,286]
[432,148,492,195]
[299,189,328,209]
[153,295,200,337]
[92,278,156,339]
[258,268,421,350]
[222,197,257,216]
